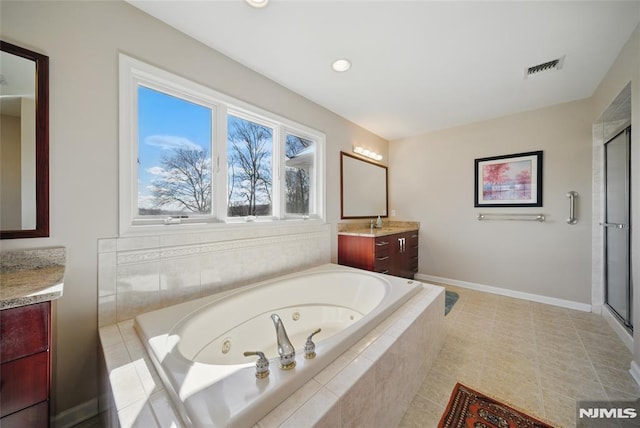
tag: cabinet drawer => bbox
[374,238,390,252]
[0,302,50,363]
[373,256,390,274]
[0,351,49,417]
[0,401,48,428]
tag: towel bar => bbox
[477,213,545,222]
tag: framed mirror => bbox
[340,151,388,219]
[0,41,49,239]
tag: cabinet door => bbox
[405,231,419,278]
[0,351,49,417]
[338,235,375,271]
[0,401,49,428]
[0,302,50,363]
[389,231,419,279]
[389,233,404,277]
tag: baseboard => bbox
[53,397,98,428]
[600,304,633,352]
[415,273,592,312]
[630,361,640,388]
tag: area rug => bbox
[445,291,459,315]
[439,383,555,428]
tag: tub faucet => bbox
[270,314,296,370]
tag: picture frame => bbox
[474,151,543,207]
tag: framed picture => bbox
[474,151,543,207]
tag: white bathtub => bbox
[134,263,422,427]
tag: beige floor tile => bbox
[586,346,633,371]
[594,364,640,397]
[418,370,467,407]
[399,393,444,428]
[538,357,599,383]
[540,372,608,401]
[405,283,636,428]
[541,389,577,428]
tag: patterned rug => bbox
[439,383,555,428]
[445,291,459,315]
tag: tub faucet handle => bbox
[243,351,270,379]
[304,328,322,359]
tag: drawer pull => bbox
[375,241,389,246]
[376,256,389,261]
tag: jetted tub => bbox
[134,263,422,427]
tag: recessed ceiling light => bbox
[246,0,268,8]
[332,59,351,72]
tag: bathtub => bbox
[134,263,422,427]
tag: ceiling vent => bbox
[525,56,565,79]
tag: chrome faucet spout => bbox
[270,313,296,370]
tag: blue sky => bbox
[137,86,211,210]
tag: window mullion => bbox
[217,104,229,220]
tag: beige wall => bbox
[389,98,594,304]
[591,24,640,371]
[0,0,387,421]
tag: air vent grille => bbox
[525,56,565,78]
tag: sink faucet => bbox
[270,314,296,369]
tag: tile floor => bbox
[399,285,638,427]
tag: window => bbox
[119,54,325,235]
[137,86,213,218]
[227,114,273,217]
[285,133,315,217]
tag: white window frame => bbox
[119,54,325,236]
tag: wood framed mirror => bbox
[0,41,49,239]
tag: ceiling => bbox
[126,1,640,141]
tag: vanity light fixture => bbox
[353,145,383,161]
[246,0,269,8]
[332,58,351,72]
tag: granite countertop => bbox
[337,220,420,238]
[0,247,66,310]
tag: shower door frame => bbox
[603,126,632,330]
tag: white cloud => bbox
[145,135,202,151]
[146,166,166,176]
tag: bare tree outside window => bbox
[285,134,314,215]
[227,115,273,216]
[146,147,212,214]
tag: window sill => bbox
[121,217,326,238]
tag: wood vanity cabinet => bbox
[338,230,419,279]
[0,301,51,427]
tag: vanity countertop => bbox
[337,221,419,238]
[0,247,65,310]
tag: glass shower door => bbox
[604,127,631,329]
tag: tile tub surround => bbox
[0,247,65,309]
[99,282,445,427]
[98,223,331,326]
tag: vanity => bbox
[338,221,419,279]
[0,248,65,428]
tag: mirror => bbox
[0,41,49,239]
[340,151,388,219]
